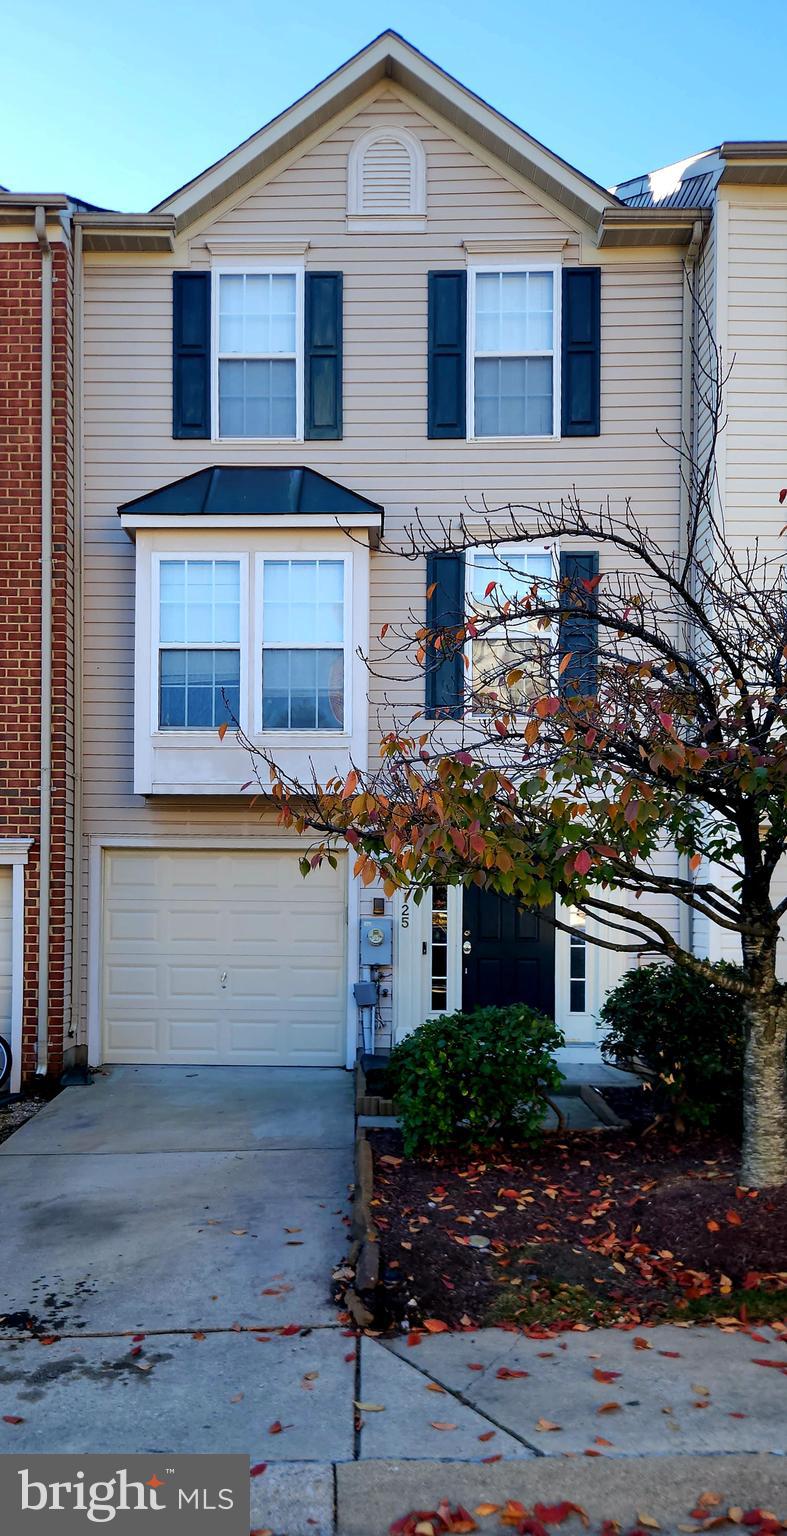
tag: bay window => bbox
[157,559,241,729]
[259,557,347,731]
[466,545,555,710]
[216,270,301,439]
[470,268,557,438]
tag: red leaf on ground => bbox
[466,1363,484,1371]
[279,1324,301,1336]
[593,1368,622,1383]
[658,1351,681,1358]
[478,1431,496,1442]
[496,1366,529,1379]
[268,1421,291,1435]
[533,1501,589,1526]
[423,1319,450,1333]
[2,1416,24,1425]
[752,1359,787,1372]
[632,1336,652,1350]
[726,1210,743,1226]
[407,1331,423,1347]
[249,1463,267,1478]
[481,1454,502,1463]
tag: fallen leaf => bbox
[597,1402,622,1414]
[2,1415,24,1425]
[496,1366,529,1380]
[593,1368,622,1383]
[230,1393,244,1403]
[284,1227,302,1234]
[633,1336,652,1350]
[466,1362,484,1371]
[478,1430,496,1442]
[426,1383,447,1394]
[230,1229,248,1236]
[279,1324,301,1337]
[268,1421,291,1434]
[482,1454,502,1463]
[423,1319,450,1333]
[354,1402,385,1412]
[344,1351,356,1363]
[535,1417,562,1432]
[725,1210,742,1226]
[659,1350,682,1358]
[191,1331,206,1341]
[476,1506,501,1518]
[706,1220,720,1233]
[637,1515,661,1529]
[534,1501,590,1527]
[430,1421,458,1431]
[249,1463,267,1478]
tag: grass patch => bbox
[666,1289,787,1325]
[485,1274,619,1329]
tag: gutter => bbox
[34,206,53,1076]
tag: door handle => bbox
[219,970,228,989]
[462,941,472,955]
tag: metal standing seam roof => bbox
[615,169,720,210]
[117,465,385,520]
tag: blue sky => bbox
[2,0,784,210]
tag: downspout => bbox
[677,217,704,958]
[68,220,84,1062]
[35,206,53,1076]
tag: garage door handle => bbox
[220,971,228,988]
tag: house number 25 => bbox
[401,902,410,929]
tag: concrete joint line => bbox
[379,1341,543,1457]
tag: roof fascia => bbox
[597,206,710,247]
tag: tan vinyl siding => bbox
[78,90,687,1039]
[722,190,787,554]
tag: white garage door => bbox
[102,849,347,1066]
[0,869,12,1041]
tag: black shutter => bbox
[561,267,601,437]
[425,551,465,718]
[559,551,599,696]
[305,271,343,439]
[427,271,466,439]
[172,272,210,438]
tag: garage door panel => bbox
[102,850,347,1066]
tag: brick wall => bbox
[0,235,74,1081]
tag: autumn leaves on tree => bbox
[235,311,787,1190]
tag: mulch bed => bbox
[368,1126,787,1332]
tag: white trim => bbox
[0,842,33,1095]
[463,238,570,256]
[151,551,249,738]
[211,265,304,442]
[203,238,311,256]
[347,124,426,216]
[87,834,357,1071]
[253,550,352,738]
[120,512,383,535]
[467,263,561,442]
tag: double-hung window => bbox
[467,545,555,711]
[470,268,557,438]
[216,270,301,439]
[259,557,346,731]
[158,559,241,730]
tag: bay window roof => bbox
[118,465,384,542]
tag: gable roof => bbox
[153,30,618,232]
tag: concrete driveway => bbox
[0,1066,357,1463]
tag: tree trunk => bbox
[742,992,787,1187]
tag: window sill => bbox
[212,434,303,445]
[467,433,561,444]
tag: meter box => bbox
[360,916,393,966]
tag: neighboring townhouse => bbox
[68,30,710,1078]
[0,192,78,1091]
[615,145,787,979]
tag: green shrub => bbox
[387,1005,564,1156]
[598,960,747,1128]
